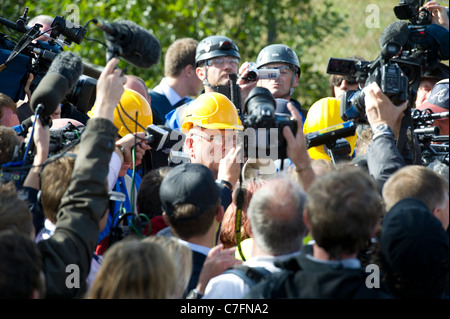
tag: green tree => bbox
[1,0,346,108]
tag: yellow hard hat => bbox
[303,97,357,161]
[88,88,153,137]
[181,92,244,133]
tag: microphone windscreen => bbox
[106,20,161,69]
[20,116,34,130]
[82,62,102,79]
[29,73,69,117]
[47,51,84,90]
[379,20,410,49]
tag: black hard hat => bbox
[256,44,301,76]
[195,35,240,67]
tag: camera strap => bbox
[235,162,247,262]
[398,106,421,165]
[0,25,41,72]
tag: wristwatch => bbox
[372,123,394,140]
[216,179,232,191]
[186,288,203,299]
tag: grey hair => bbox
[247,178,307,255]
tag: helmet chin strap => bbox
[289,68,296,97]
[203,64,232,93]
[203,64,218,92]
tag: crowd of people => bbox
[0,1,449,300]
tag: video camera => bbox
[327,0,449,125]
[0,7,95,112]
[2,120,84,185]
[327,42,410,124]
[242,62,280,82]
[394,0,432,26]
[394,0,449,79]
[411,108,449,165]
[240,86,297,160]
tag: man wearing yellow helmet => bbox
[182,92,243,189]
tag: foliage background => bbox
[1,0,448,109]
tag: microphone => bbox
[379,20,410,49]
[30,51,83,118]
[145,124,185,151]
[82,62,102,79]
[94,19,161,69]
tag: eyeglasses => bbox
[331,75,358,87]
[207,57,239,68]
[260,65,293,76]
[191,130,241,146]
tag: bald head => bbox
[124,75,150,104]
[247,178,307,255]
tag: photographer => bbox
[415,63,448,108]
[240,44,308,121]
[0,57,129,298]
[416,78,449,136]
[364,82,408,190]
[329,55,365,100]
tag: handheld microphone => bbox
[145,124,185,152]
[94,19,161,69]
[30,51,83,117]
[305,121,356,149]
[379,20,410,49]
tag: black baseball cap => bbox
[159,163,221,219]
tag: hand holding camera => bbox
[364,82,408,139]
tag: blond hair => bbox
[87,238,176,299]
[144,236,192,298]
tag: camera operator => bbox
[16,15,60,121]
[240,44,308,121]
[404,1,449,108]
[415,63,448,108]
[27,15,54,42]
[416,78,449,136]
[364,82,409,191]
[329,55,366,100]
[424,0,449,30]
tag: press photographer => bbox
[414,78,449,166]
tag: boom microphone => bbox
[30,51,83,117]
[379,20,410,49]
[94,19,161,69]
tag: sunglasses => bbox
[331,75,358,87]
